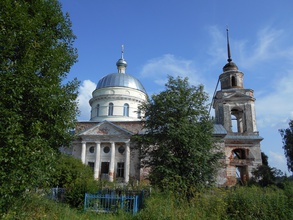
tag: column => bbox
[81,141,86,164]
[124,141,130,183]
[109,142,115,182]
[94,142,101,180]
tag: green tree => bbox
[50,154,98,208]
[251,152,283,187]
[136,76,222,192]
[280,120,293,173]
[0,0,79,213]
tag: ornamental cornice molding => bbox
[89,94,146,104]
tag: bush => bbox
[50,154,99,208]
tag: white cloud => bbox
[237,27,293,70]
[257,70,293,128]
[252,28,282,60]
[206,26,226,65]
[269,151,288,173]
[76,80,96,121]
[140,54,203,87]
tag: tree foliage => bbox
[251,152,283,187]
[50,154,98,208]
[0,0,79,213]
[280,120,293,173]
[136,76,222,191]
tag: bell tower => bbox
[213,29,262,186]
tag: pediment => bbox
[78,121,133,137]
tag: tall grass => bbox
[135,185,293,220]
[3,183,293,219]
[2,192,132,220]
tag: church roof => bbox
[96,46,146,93]
[213,124,227,137]
[96,72,146,93]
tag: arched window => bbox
[231,108,244,133]
[96,104,100,116]
[232,148,247,159]
[108,103,114,116]
[137,109,141,119]
[123,103,129,117]
[232,76,237,87]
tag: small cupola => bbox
[219,28,244,89]
[116,45,127,74]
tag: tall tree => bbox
[280,120,293,173]
[136,76,222,192]
[251,152,283,187]
[0,0,79,213]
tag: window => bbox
[137,109,141,119]
[231,115,238,132]
[118,146,125,154]
[123,103,129,117]
[117,162,124,178]
[88,162,94,171]
[89,146,95,153]
[97,104,100,116]
[231,76,237,87]
[108,103,114,116]
[103,146,110,153]
[101,162,109,174]
[231,108,244,133]
[232,148,247,159]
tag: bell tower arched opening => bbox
[231,108,244,133]
[231,76,237,87]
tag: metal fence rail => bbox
[84,193,139,214]
[50,187,66,202]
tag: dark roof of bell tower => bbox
[223,27,239,72]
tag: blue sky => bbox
[60,0,293,174]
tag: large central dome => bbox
[96,73,146,93]
[89,48,148,122]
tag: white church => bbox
[68,40,263,186]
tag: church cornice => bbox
[89,94,145,105]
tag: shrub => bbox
[50,154,99,208]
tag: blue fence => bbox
[84,190,147,214]
[50,187,66,202]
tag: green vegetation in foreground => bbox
[3,183,293,220]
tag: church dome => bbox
[90,46,147,122]
[96,73,146,93]
[223,61,238,72]
[116,58,127,67]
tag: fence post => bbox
[120,195,124,210]
[133,195,138,214]
[84,193,88,211]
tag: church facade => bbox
[69,42,262,186]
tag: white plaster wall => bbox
[90,87,147,122]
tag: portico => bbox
[72,121,137,183]
[79,140,131,183]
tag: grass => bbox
[2,184,293,220]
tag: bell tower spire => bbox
[226,27,232,63]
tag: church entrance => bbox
[101,162,109,180]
